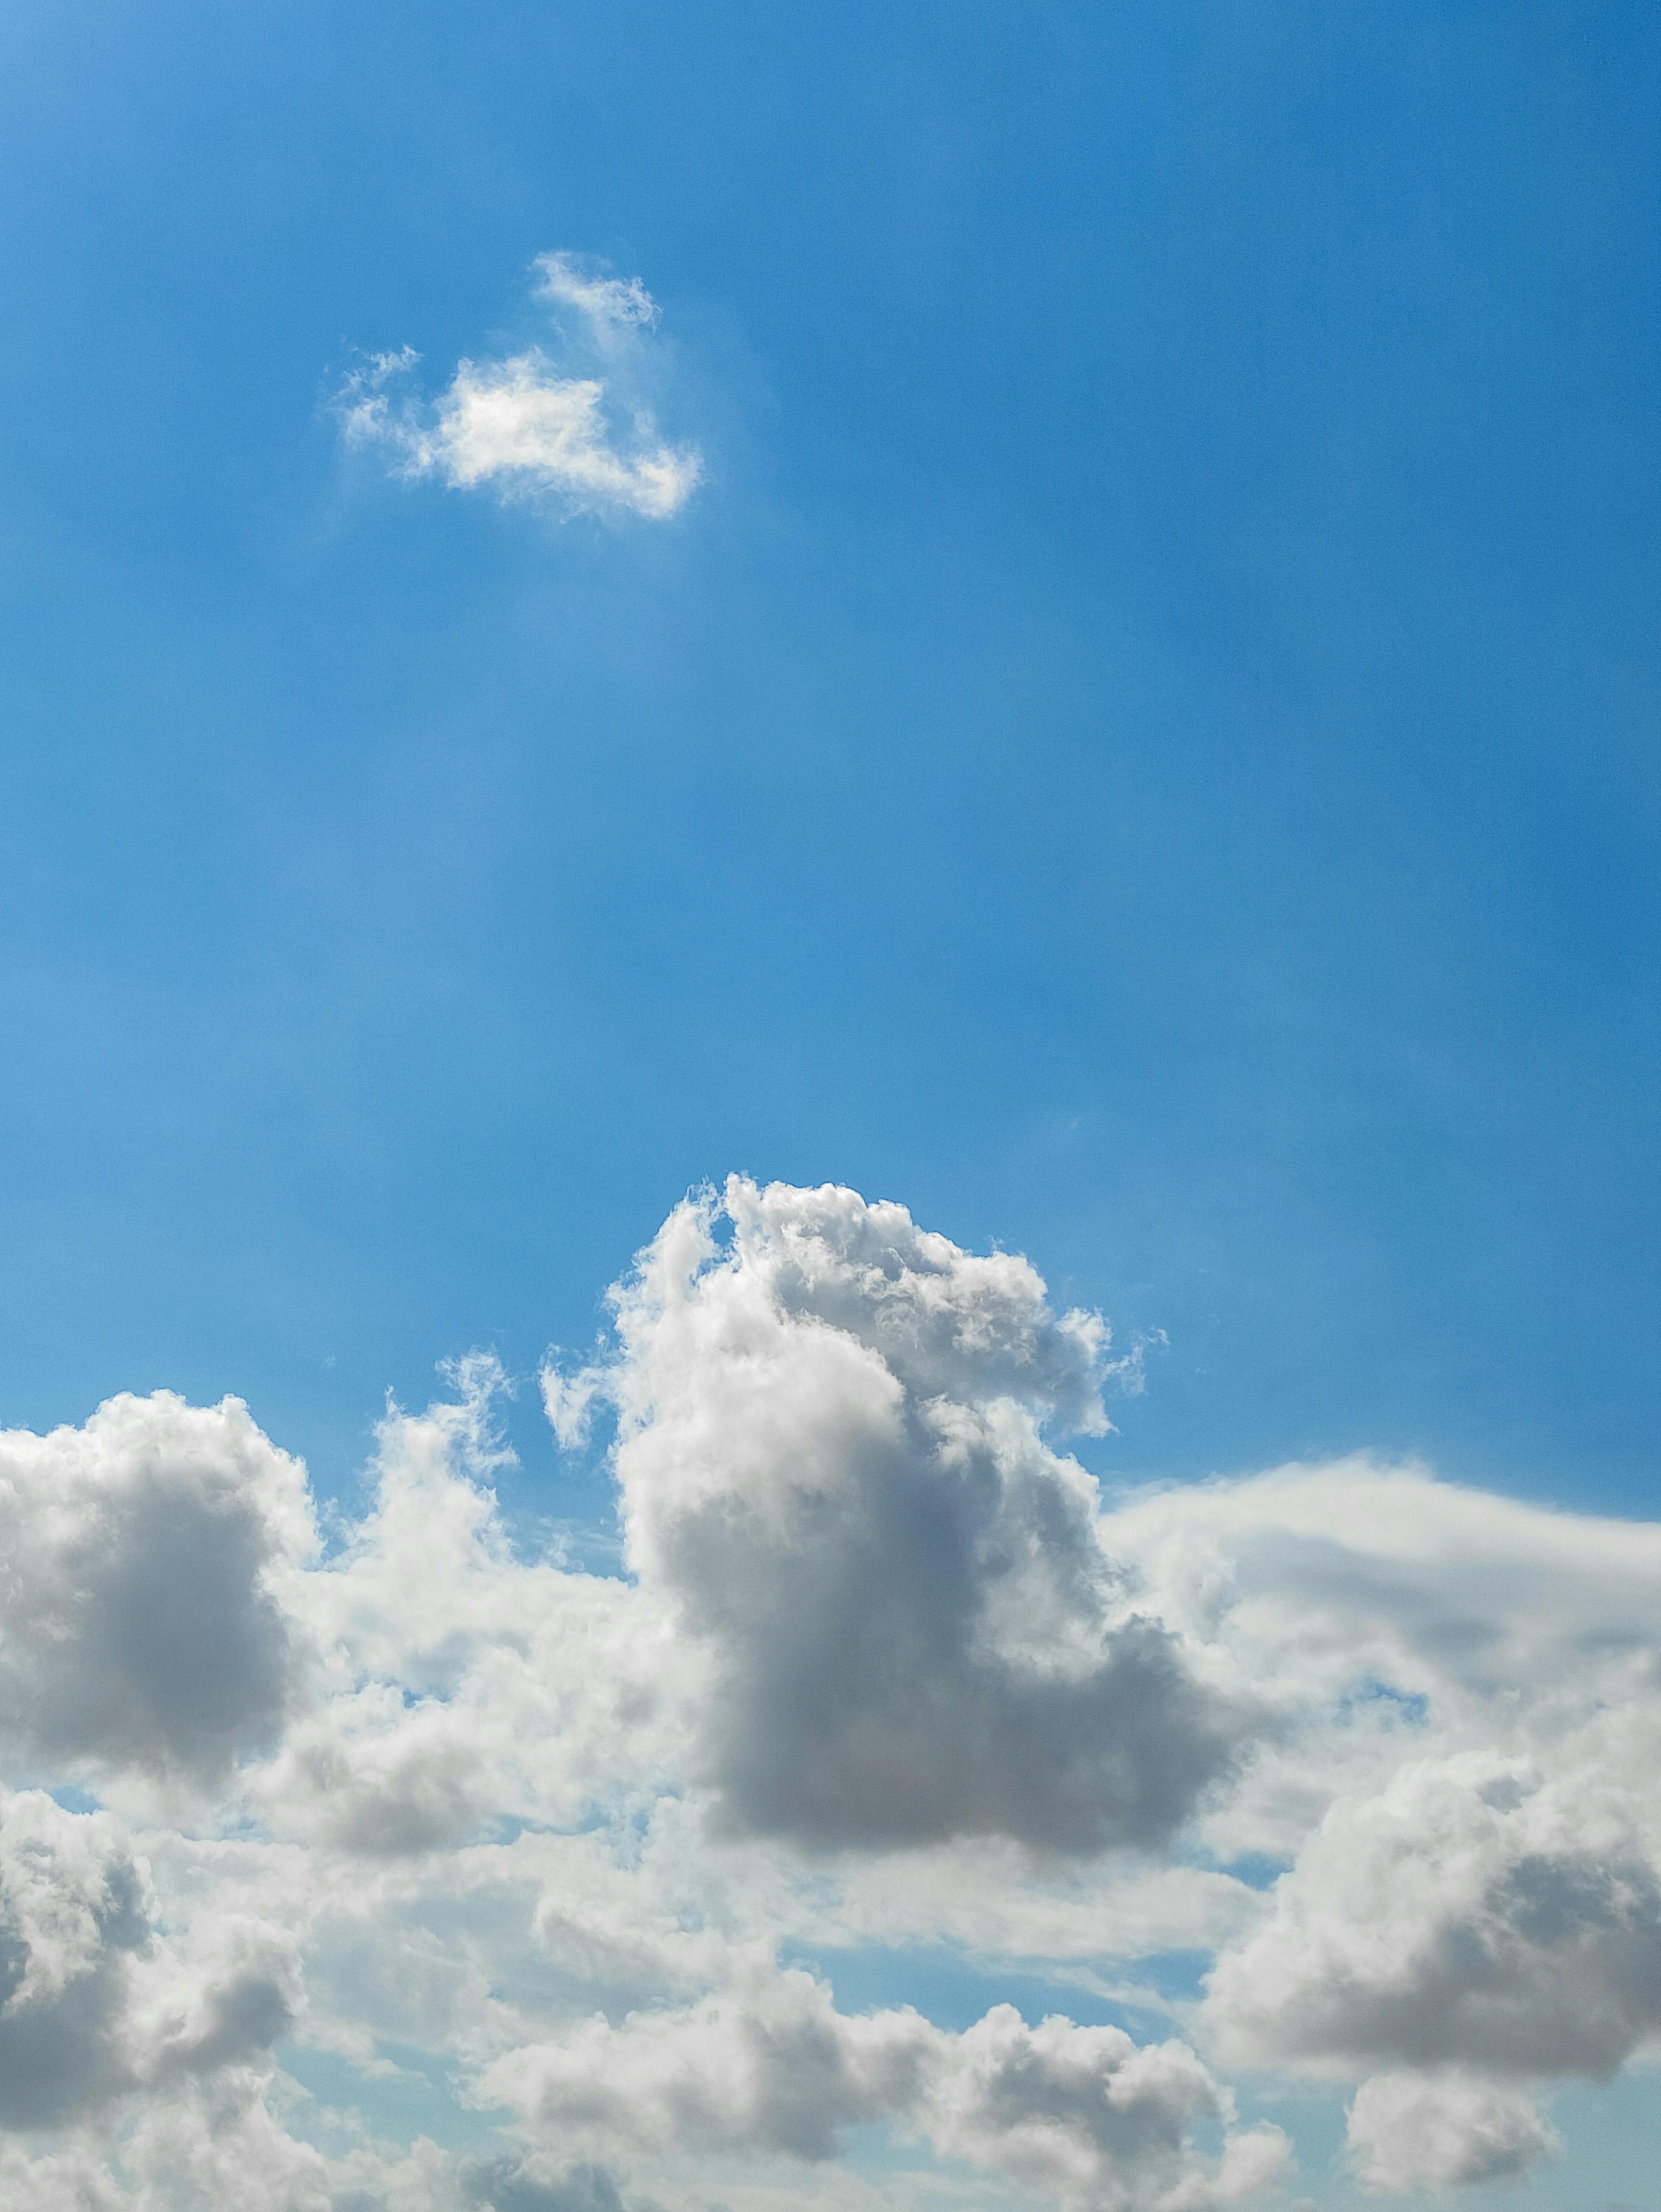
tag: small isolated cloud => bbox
[533,251,659,338]
[1346,2071,1560,2193]
[335,252,702,520]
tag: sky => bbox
[0,3,1658,2208]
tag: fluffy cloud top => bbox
[336,253,702,520]
[0,1392,314,1783]
[1344,2071,1560,2194]
[0,1180,1658,2209]
[547,1179,1242,1854]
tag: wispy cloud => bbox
[532,249,660,339]
[336,254,702,521]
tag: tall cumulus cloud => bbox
[545,1178,1248,1854]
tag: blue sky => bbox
[2,9,1660,2210]
[5,0,1657,1514]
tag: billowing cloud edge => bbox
[1,1176,1659,2207]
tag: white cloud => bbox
[1345,2071,1560,2193]
[248,1357,685,1854]
[532,252,659,339]
[337,254,701,520]
[925,2004,1288,2212]
[0,1392,315,1785]
[1202,1751,1661,2081]
[483,1963,1287,2212]
[1092,1464,1661,2096]
[0,1790,150,2124]
[2,1180,1661,2205]
[479,1963,932,2161]
[0,1787,302,2142]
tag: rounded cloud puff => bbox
[0,1393,315,1784]
[1345,2070,1560,2192]
[1205,1753,1661,2080]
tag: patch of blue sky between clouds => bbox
[276,2046,501,2160]
[777,1940,1214,2038]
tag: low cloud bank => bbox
[486,1970,1286,2212]
[0,1178,1657,2208]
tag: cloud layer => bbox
[336,252,702,520]
[1,1179,1659,2208]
